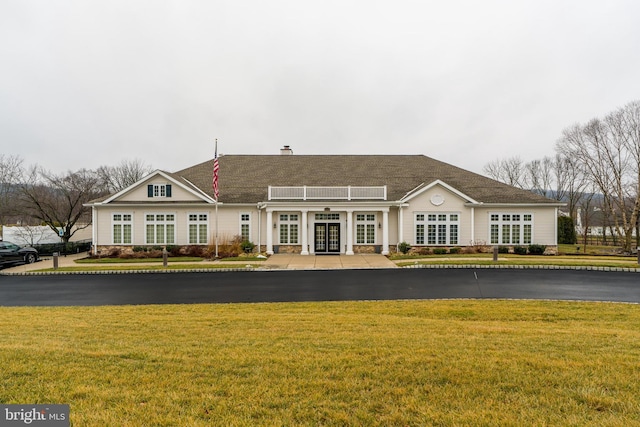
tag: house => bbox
[87,148,563,255]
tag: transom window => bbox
[188,213,208,244]
[415,213,459,245]
[145,213,176,245]
[112,213,133,244]
[315,213,340,220]
[490,213,533,245]
[355,213,376,244]
[279,213,299,244]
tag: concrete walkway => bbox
[1,253,397,274]
[261,254,397,270]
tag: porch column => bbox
[382,209,390,255]
[346,210,354,255]
[266,209,274,255]
[301,209,309,255]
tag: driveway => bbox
[0,269,638,306]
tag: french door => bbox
[314,223,340,253]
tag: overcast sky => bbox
[2,0,639,175]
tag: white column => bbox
[470,207,475,244]
[398,206,403,249]
[266,210,274,255]
[301,210,309,255]
[346,210,354,255]
[382,209,390,255]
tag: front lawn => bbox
[1,300,639,426]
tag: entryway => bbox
[314,223,340,253]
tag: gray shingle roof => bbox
[174,155,556,204]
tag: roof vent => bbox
[280,145,293,155]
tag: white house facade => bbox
[87,150,563,255]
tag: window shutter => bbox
[147,185,153,197]
[166,184,172,197]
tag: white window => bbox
[240,213,251,242]
[147,184,172,198]
[489,213,533,245]
[112,213,133,244]
[188,213,208,244]
[145,213,176,245]
[279,213,299,244]
[355,213,376,244]
[415,213,459,245]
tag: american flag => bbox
[213,139,219,201]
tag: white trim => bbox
[111,212,133,245]
[239,212,251,242]
[488,212,534,245]
[187,212,209,245]
[96,170,216,205]
[413,212,460,246]
[144,212,177,245]
[401,180,480,204]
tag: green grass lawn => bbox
[2,300,639,426]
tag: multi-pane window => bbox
[315,213,340,220]
[188,213,208,244]
[279,214,299,244]
[112,213,132,244]
[145,213,175,245]
[415,213,459,245]
[240,213,251,242]
[489,213,533,244]
[355,213,376,244]
[147,184,172,198]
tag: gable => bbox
[99,171,214,204]
[400,180,478,204]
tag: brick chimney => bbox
[280,145,293,155]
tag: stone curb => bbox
[0,268,257,276]
[2,264,639,276]
[400,264,640,273]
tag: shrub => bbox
[433,248,448,255]
[398,242,411,254]
[449,247,461,254]
[498,246,509,254]
[107,248,121,258]
[184,245,205,257]
[241,240,256,253]
[207,234,243,258]
[558,216,577,244]
[528,244,547,255]
[513,245,528,255]
[417,247,432,255]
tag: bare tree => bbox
[557,100,640,252]
[0,154,24,226]
[525,156,554,197]
[97,159,154,193]
[20,167,107,242]
[553,153,588,220]
[482,156,527,188]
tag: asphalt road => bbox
[1,269,639,306]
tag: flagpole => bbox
[214,138,219,258]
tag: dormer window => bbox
[147,184,172,198]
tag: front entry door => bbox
[314,223,340,253]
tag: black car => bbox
[0,241,39,267]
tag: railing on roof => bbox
[268,186,387,201]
